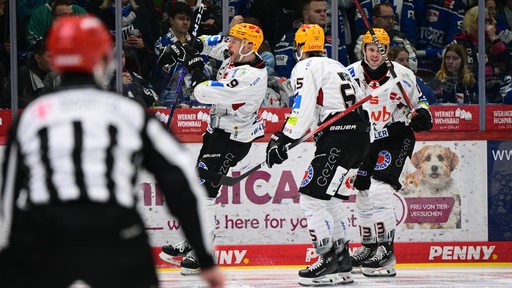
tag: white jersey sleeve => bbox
[198,35,229,61]
[284,57,366,140]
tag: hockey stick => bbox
[200,77,402,186]
[353,0,416,116]
[165,2,205,128]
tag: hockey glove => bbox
[184,53,205,73]
[498,29,512,44]
[167,42,187,62]
[266,131,294,168]
[186,37,204,53]
[313,131,323,143]
[156,46,178,72]
[190,69,209,89]
[156,42,188,72]
[409,108,433,132]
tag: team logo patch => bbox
[347,66,355,77]
[197,162,208,184]
[374,150,392,170]
[345,174,356,190]
[300,165,314,187]
[292,93,302,110]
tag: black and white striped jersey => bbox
[0,87,215,269]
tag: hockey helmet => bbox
[47,15,113,73]
[362,28,390,47]
[229,23,264,52]
[295,24,324,53]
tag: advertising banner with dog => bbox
[399,141,487,236]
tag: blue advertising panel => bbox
[487,140,512,241]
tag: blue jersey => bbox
[415,0,464,74]
[354,0,417,44]
[212,0,253,21]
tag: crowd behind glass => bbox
[1,0,511,111]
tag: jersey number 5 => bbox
[340,82,356,108]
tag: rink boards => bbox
[141,105,512,268]
[0,106,510,268]
[152,242,512,268]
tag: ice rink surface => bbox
[158,265,512,287]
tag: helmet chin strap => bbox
[294,48,304,62]
[237,45,253,62]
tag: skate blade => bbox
[299,272,353,286]
[362,266,397,277]
[180,267,200,276]
[158,252,182,266]
[351,266,362,274]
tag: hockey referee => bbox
[0,15,224,288]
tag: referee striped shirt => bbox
[0,87,214,269]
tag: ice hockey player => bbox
[158,22,267,275]
[266,23,371,286]
[346,28,433,277]
[0,15,224,288]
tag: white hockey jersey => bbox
[346,61,428,141]
[283,56,366,140]
[193,35,267,143]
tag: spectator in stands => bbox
[10,38,57,108]
[189,0,221,35]
[452,6,511,103]
[273,0,350,79]
[154,1,210,108]
[249,0,302,47]
[354,2,417,72]
[27,0,87,48]
[353,0,416,45]
[110,47,158,108]
[17,0,47,63]
[388,46,436,104]
[429,43,477,104]
[488,0,512,45]
[136,0,162,44]
[212,0,252,23]
[0,26,6,107]
[415,0,465,81]
[328,0,356,63]
[496,0,512,31]
[0,0,8,69]
[163,0,221,36]
[96,0,155,79]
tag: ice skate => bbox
[159,240,193,266]
[350,244,377,273]
[334,241,353,274]
[180,253,200,275]
[361,243,396,277]
[298,249,352,286]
